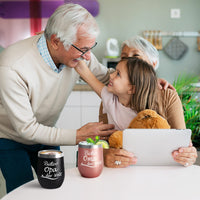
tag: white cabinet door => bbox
[81,91,101,126]
[56,91,101,166]
[0,170,6,199]
[81,91,101,106]
[81,107,100,126]
[56,91,101,128]
[56,106,81,129]
[56,92,80,167]
[57,106,79,167]
[56,91,81,129]
[65,91,81,106]
[60,145,78,167]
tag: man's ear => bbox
[128,85,135,95]
[50,34,60,50]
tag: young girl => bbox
[75,57,157,130]
[75,57,196,168]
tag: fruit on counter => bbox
[96,140,109,149]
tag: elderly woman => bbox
[101,36,197,168]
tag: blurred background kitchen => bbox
[95,0,200,84]
[0,0,200,198]
[0,0,200,83]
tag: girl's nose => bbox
[110,71,116,79]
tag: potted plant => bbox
[173,74,200,148]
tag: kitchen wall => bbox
[92,0,200,83]
[0,0,199,83]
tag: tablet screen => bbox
[123,129,191,166]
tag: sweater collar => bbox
[37,34,65,73]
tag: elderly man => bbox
[0,3,116,193]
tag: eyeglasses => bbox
[71,42,97,57]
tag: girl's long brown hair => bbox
[121,57,157,112]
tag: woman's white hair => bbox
[44,3,99,50]
[122,36,159,70]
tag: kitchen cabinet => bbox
[56,91,101,166]
[56,91,101,128]
[56,91,82,129]
[0,170,6,199]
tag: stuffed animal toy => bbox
[108,109,170,149]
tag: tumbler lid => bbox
[38,150,64,158]
[78,141,102,149]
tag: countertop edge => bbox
[73,84,93,91]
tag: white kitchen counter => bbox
[2,165,200,200]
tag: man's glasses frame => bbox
[71,42,97,57]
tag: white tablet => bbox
[123,129,191,166]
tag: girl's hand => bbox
[172,142,198,167]
[75,60,89,75]
[104,148,137,168]
[75,60,105,98]
[157,78,176,91]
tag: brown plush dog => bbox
[108,109,170,149]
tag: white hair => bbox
[44,3,99,50]
[122,36,159,70]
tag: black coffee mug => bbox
[37,150,65,189]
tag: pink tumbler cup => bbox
[78,141,103,178]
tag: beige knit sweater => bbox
[0,35,110,145]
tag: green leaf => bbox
[95,136,100,144]
[173,73,200,147]
[86,136,100,144]
[86,138,95,144]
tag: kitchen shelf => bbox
[143,31,200,37]
[143,30,200,51]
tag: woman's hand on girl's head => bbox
[172,142,197,167]
[103,148,137,168]
[157,78,176,91]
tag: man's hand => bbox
[76,122,115,144]
[158,78,176,91]
[104,148,137,168]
